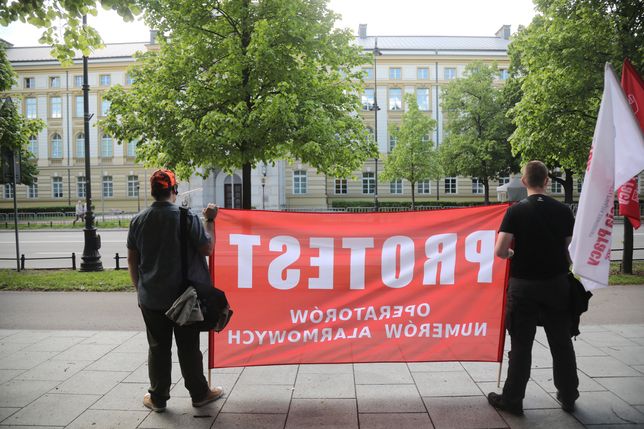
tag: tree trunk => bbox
[483,179,490,205]
[563,168,574,204]
[411,182,416,210]
[242,162,251,209]
[622,220,634,274]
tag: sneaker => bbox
[143,393,166,413]
[192,386,224,407]
[556,391,578,413]
[487,392,524,416]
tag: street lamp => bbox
[372,38,383,211]
[260,163,267,210]
[136,182,141,212]
[80,14,103,271]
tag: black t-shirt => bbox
[499,194,575,280]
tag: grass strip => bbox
[0,269,134,292]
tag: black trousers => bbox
[502,274,579,404]
[140,306,210,405]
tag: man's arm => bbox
[495,232,515,259]
[198,203,218,256]
[127,248,140,290]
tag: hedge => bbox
[0,206,74,214]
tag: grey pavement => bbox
[1,288,644,428]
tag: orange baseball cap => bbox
[150,169,177,192]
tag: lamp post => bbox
[260,163,267,210]
[372,38,382,211]
[80,14,103,271]
[136,182,141,212]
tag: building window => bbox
[101,99,111,116]
[77,176,86,198]
[128,175,139,197]
[498,177,510,186]
[76,133,85,158]
[444,177,457,194]
[50,96,62,119]
[362,88,375,111]
[74,75,83,87]
[51,133,63,159]
[577,176,584,193]
[472,178,484,194]
[499,69,509,80]
[101,135,113,158]
[389,67,401,80]
[551,180,563,194]
[28,135,38,157]
[363,67,373,80]
[28,179,38,198]
[126,73,135,85]
[334,178,347,194]
[25,97,37,119]
[127,140,136,157]
[99,74,111,86]
[389,88,402,111]
[102,176,113,198]
[444,67,457,80]
[4,184,13,199]
[417,180,431,194]
[417,67,429,80]
[388,134,397,152]
[75,95,84,117]
[293,170,307,194]
[417,88,430,111]
[24,77,35,88]
[49,76,61,88]
[362,172,375,194]
[52,177,63,198]
[390,179,403,194]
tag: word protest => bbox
[209,205,509,368]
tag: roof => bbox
[6,42,148,63]
[356,36,509,53]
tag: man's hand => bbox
[202,203,218,221]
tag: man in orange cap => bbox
[127,168,222,412]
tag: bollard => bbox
[20,254,25,270]
[115,253,120,270]
[71,252,76,270]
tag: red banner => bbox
[209,205,509,368]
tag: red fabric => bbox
[618,59,643,229]
[209,205,509,368]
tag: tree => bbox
[507,0,643,203]
[381,94,439,209]
[101,0,376,209]
[438,62,517,204]
[0,46,44,186]
[0,1,140,64]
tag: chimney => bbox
[495,25,511,40]
[358,24,367,39]
[149,30,158,45]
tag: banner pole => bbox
[208,368,212,388]
[497,361,503,388]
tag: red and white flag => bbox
[569,63,644,290]
[618,59,643,228]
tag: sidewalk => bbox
[0,324,643,428]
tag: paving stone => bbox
[605,325,644,338]
[601,345,644,366]
[581,331,639,348]
[407,362,463,372]
[14,359,90,382]
[0,370,23,384]
[299,363,353,374]
[293,372,355,399]
[22,336,86,352]
[0,351,58,370]
[461,361,505,382]
[0,407,19,422]
[53,370,129,395]
[1,393,99,426]
[213,413,286,429]
[578,356,643,377]
[583,425,644,429]
[635,366,644,375]
[66,409,149,429]
[354,363,414,384]
[356,384,425,413]
[478,381,559,409]
[82,331,138,345]
[530,367,606,393]
[0,331,52,344]
[85,352,147,372]
[0,379,59,407]
[499,408,585,428]
[211,366,244,375]
[285,398,358,429]
[579,325,610,333]
[595,377,644,405]
[236,364,298,385]
[111,332,149,353]
[139,401,219,428]
[631,338,644,346]
[572,391,644,425]
[53,344,116,361]
[412,371,480,397]
[0,330,17,339]
[570,339,608,357]
[44,330,97,338]
[0,342,28,359]
[222,384,293,413]
[359,412,434,429]
[89,382,150,411]
[171,373,238,399]
[123,362,182,384]
[423,396,506,429]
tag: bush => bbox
[330,200,488,209]
[0,206,74,214]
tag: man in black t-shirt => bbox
[487,161,579,415]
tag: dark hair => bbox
[523,160,549,188]
[151,183,172,201]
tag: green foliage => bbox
[330,200,486,209]
[101,0,376,203]
[0,0,140,64]
[438,61,517,204]
[507,0,643,200]
[381,94,439,208]
[0,269,133,291]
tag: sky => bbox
[0,0,537,47]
